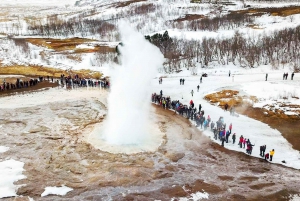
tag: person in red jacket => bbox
[229,123,232,134]
[239,135,244,148]
[190,100,193,105]
[265,153,269,161]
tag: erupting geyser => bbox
[88,21,165,153]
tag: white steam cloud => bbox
[102,22,164,145]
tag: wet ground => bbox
[1,89,300,200]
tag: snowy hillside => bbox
[0,0,299,73]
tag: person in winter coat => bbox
[207,115,211,125]
[246,142,255,155]
[229,123,232,134]
[221,134,226,147]
[190,100,194,106]
[162,99,166,109]
[225,130,230,143]
[200,117,204,129]
[270,149,275,161]
[265,153,269,161]
[203,119,208,130]
[260,145,267,157]
[262,145,266,157]
[239,135,244,148]
[213,128,218,140]
[210,121,215,130]
[191,90,194,97]
[232,133,236,144]
[197,85,200,92]
[243,138,247,149]
[260,145,264,157]
[199,104,202,113]
[219,129,223,140]
[224,103,229,111]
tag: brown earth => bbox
[26,38,115,54]
[230,6,300,17]
[174,14,205,22]
[236,105,300,151]
[0,66,102,79]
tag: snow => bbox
[0,146,9,153]
[0,0,299,71]
[76,44,95,49]
[172,191,209,201]
[291,195,300,201]
[152,66,300,170]
[41,185,73,197]
[242,80,300,115]
[0,159,26,198]
[1,0,78,6]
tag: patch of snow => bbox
[28,196,34,201]
[41,185,73,197]
[285,111,298,116]
[0,146,9,153]
[290,194,300,201]
[76,44,95,49]
[0,159,26,198]
[172,191,209,201]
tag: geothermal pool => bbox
[87,114,165,154]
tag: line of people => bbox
[59,74,109,89]
[151,92,276,163]
[1,78,40,91]
[265,72,295,81]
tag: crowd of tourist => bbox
[0,74,110,92]
[1,77,40,91]
[59,74,109,88]
[151,91,275,162]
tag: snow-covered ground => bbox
[1,0,78,6]
[152,66,300,169]
[0,152,26,199]
[0,0,299,72]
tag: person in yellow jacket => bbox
[270,149,275,161]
